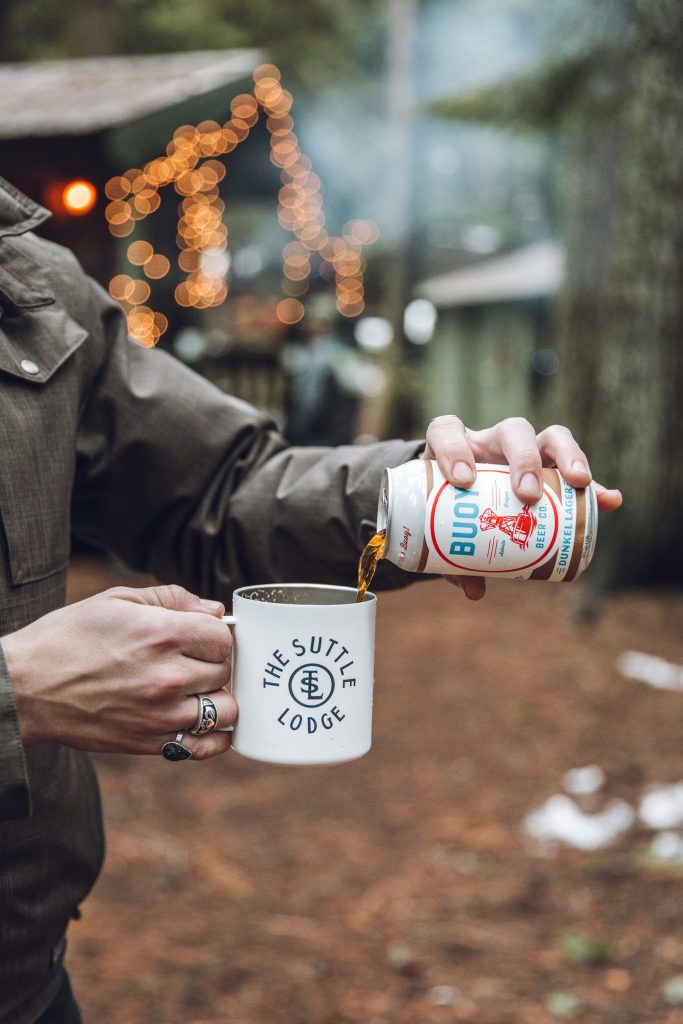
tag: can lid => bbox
[581,483,599,573]
[376,468,391,533]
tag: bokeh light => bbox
[127,240,154,266]
[105,62,381,342]
[403,299,438,345]
[62,180,97,215]
[276,298,305,324]
[354,317,394,352]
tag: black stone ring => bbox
[190,694,218,736]
[161,732,192,762]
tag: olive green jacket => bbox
[0,177,420,1023]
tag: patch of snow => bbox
[649,831,683,867]
[524,794,635,851]
[561,765,605,796]
[619,651,683,691]
[639,782,683,830]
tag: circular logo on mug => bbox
[257,635,358,740]
[288,662,335,709]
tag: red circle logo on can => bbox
[429,468,560,572]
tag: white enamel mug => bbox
[222,584,376,766]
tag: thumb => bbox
[444,575,487,601]
[118,584,225,616]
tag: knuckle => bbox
[159,584,190,610]
[538,423,573,444]
[191,737,229,762]
[428,413,463,431]
[212,630,232,662]
[104,585,134,601]
[150,668,185,701]
[217,663,232,689]
[500,416,534,433]
[190,627,231,663]
[190,741,210,761]
[546,422,572,436]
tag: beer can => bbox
[376,460,598,582]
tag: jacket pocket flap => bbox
[0,305,88,385]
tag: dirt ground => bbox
[64,557,683,1024]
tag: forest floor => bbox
[66,557,683,1024]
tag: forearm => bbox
[71,312,425,599]
[189,438,426,600]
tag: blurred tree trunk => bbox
[381,0,424,439]
[547,0,683,586]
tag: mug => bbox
[222,584,376,766]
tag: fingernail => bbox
[572,459,591,476]
[520,472,541,497]
[452,461,474,486]
[199,598,224,611]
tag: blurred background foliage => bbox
[1,0,681,588]
[0,0,380,83]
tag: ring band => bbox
[161,732,192,761]
[190,694,219,736]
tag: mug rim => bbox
[232,582,376,606]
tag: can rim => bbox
[376,467,391,534]
[581,483,599,573]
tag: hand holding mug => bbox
[4,584,237,759]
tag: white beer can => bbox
[376,460,598,582]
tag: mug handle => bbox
[219,615,236,731]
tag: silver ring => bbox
[161,731,192,761]
[190,694,218,736]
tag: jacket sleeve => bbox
[0,645,30,819]
[71,280,425,602]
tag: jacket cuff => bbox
[0,643,31,819]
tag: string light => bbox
[105,64,380,345]
[276,298,305,324]
[62,179,97,215]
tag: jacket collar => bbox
[0,178,54,316]
[0,176,51,239]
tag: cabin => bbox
[0,51,267,284]
[414,240,565,426]
[0,51,296,416]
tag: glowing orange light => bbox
[106,62,382,330]
[144,254,171,280]
[62,180,97,215]
[276,298,305,325]
[344,219,380,245]
[127,280,150,304]
[254,64,281,82]
[127,240,154,266]
[109,220,135,238]
[337,298,365,317]
[104,176,130,200]
[109,274,135,302]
